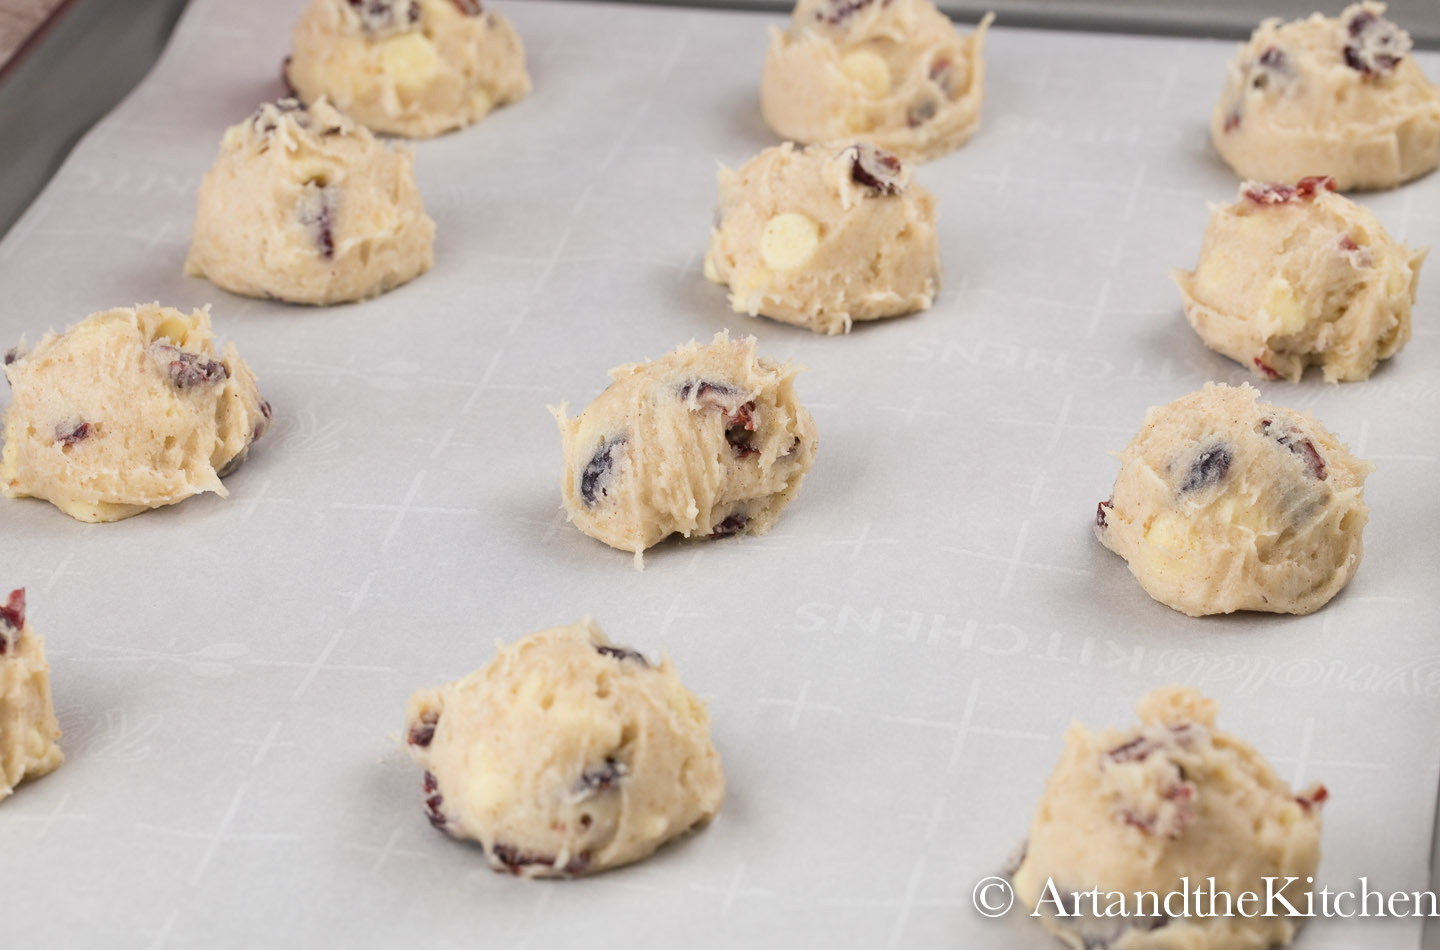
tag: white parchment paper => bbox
[1,1,1438,947]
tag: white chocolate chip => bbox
[760,213,821,271]
[381,33,441,92]
[839,50,891,96]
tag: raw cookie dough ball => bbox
[761,0,993,162]
[0,590,62,804]
[1013,687,1327,950]
[287,0,530,138]
[551,333,818,565]
[185,98,435,306]
[1173,176,1425,383]
[1212,3,1440,191]
[1095,383,1370,617]
[1,304,271,523]
[404,618,724,877]
[703,142,940,335]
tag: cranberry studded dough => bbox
[1212,3,1440,191]
[186,98,435,306]
[1012,687,1327,950]
[762,0,993,162]
[287,0,530,138]
[1172,176,1425,383]
[1,305,270,523]
[704,142,940,335]
[0,590,62,804]
[1095,384,1371,617]
[552,333,818,566]
[404,619,724,878]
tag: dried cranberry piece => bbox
[253,400,274,443]
[1243,176,1335,204]
[1338,234,1373,267]
[0,588,24,632]
[54,421,91,445]
[1251,357,1281,380]
[1108,723,1196,764]
[573,758,627,797]
[148,343,229,389]
[1222,109,1242,132]
[928,56,953,93]
[280,56,296,97]
[408,710,439,747]
[1180,444,1232,493]
[1293,176,1336,198]
[1259,418,1327,480]
[299,184,336,259]
[1120,780,1195,836]
[1344,9,1409,76]
[813,0,891,26]
[1247,45,1293,91]
[709,513,749,538]
[1095,500,1111,529]
[3,344,22,366]
[595,644,648,665]
[677,380,740,401]
[347,0,420,32]
[490,842,588,876]
[450,0,483,14]
[678,382,759,457]
[725,402,760,458]
[579,437,625,507]
[1105,735,1154,764]
[906,99,937,128]
[0,589,22,657]
[849,143,906,196]
[423,771,446,828]
[1296,784,1329,812]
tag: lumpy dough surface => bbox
[703,142,940,335]
[552,333,818,565]
[761,0,992,162]
[1095,384,1370,617]
[1173,176,1424,383]
[186,98,435,306]
[0,590,61,804]
[405,618,724,877]
[288,0,530,138]
[1013,687,1326,950]
[1212,3,1440,191]
[1,304,270,523]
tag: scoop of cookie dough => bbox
[1013,686,1326,950]
[1212,3,1440,191]
[287,0,530,138]
[1095,383,1370,617]
[1,304,271,523]
[551,333,818,565]
[703,142,940,334]
[185,98,435,306]
[1173,176,1425,383]
[762,0,992,162]
[404,618,724,877]
[0,590,62,804]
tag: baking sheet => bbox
[1,1,1439,947]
